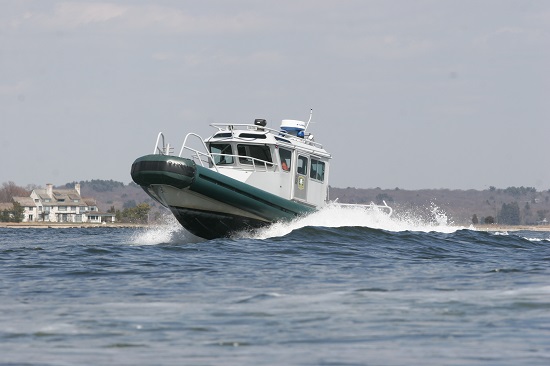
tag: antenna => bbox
[304,108,313,131]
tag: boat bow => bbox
[131,154,196,189]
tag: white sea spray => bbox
[247,202,462,240]
[129,213,203,245]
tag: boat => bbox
[130,111,392,239]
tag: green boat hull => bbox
[131,154,315,239]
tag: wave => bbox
[129,203,550,248]
[129,213,203,245]
[240,202,463,240]
[248,226,547,269]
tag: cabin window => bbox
[297,155,308,175]
[310,159,326,182]
[209,143,234,165]
[279,148,292,171]
[239,133,266,139]
[237,144,272,165]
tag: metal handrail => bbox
[154,132,165,154]
[209,153,275,172]
[210,123,324,149]
[154,126,325,175]
[153,132,174,155]
[153,130,278,174]
[178,133,218,172]
[332,200,393,216]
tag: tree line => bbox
[107,203,151,224]
[0,202,24,222]
[472,201,548,225]
[0,182,28,222]
[65,179,125,192]
[0,181,31,202]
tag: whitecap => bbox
[129,213,203,245]
[241,201,463,240]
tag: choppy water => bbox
[1,206,550,365]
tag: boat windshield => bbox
[209,143,234,165]
[237,144,272,165]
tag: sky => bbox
[1,0,549,190]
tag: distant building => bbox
[11,183,115,223]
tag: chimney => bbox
[75,183,81,195]
[46,183,53,197]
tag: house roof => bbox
[12,197,35,206]
[0,202,13,210]
[83,198,97,205]
[31,186,90,206]
[52,190,78,201]
[23,185,100,209]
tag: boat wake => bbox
[237,202,463,240]
[130,203,463,245]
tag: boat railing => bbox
[210,123,324,149]
[331,200,393,216]
[209,153,275,172]
[179,133,218,171]
[153,132,174,155]
[171,132,278,173]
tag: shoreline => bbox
[473,224,550,232]
[0,222,149,229]
[1,222,550,232]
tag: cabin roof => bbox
[206,124,331,159]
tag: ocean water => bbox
[1,205,550,365]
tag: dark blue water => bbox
[1,224,550,365]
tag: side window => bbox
[310,159,326,182]
[297,155,308,175]
[209,144,234,165]
[237,145,252,164]
[237,144,272,165]
[279,148,292,171]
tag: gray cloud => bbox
[1,0,549,190]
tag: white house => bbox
[13,183,115,223]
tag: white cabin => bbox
[193,118,332,209]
